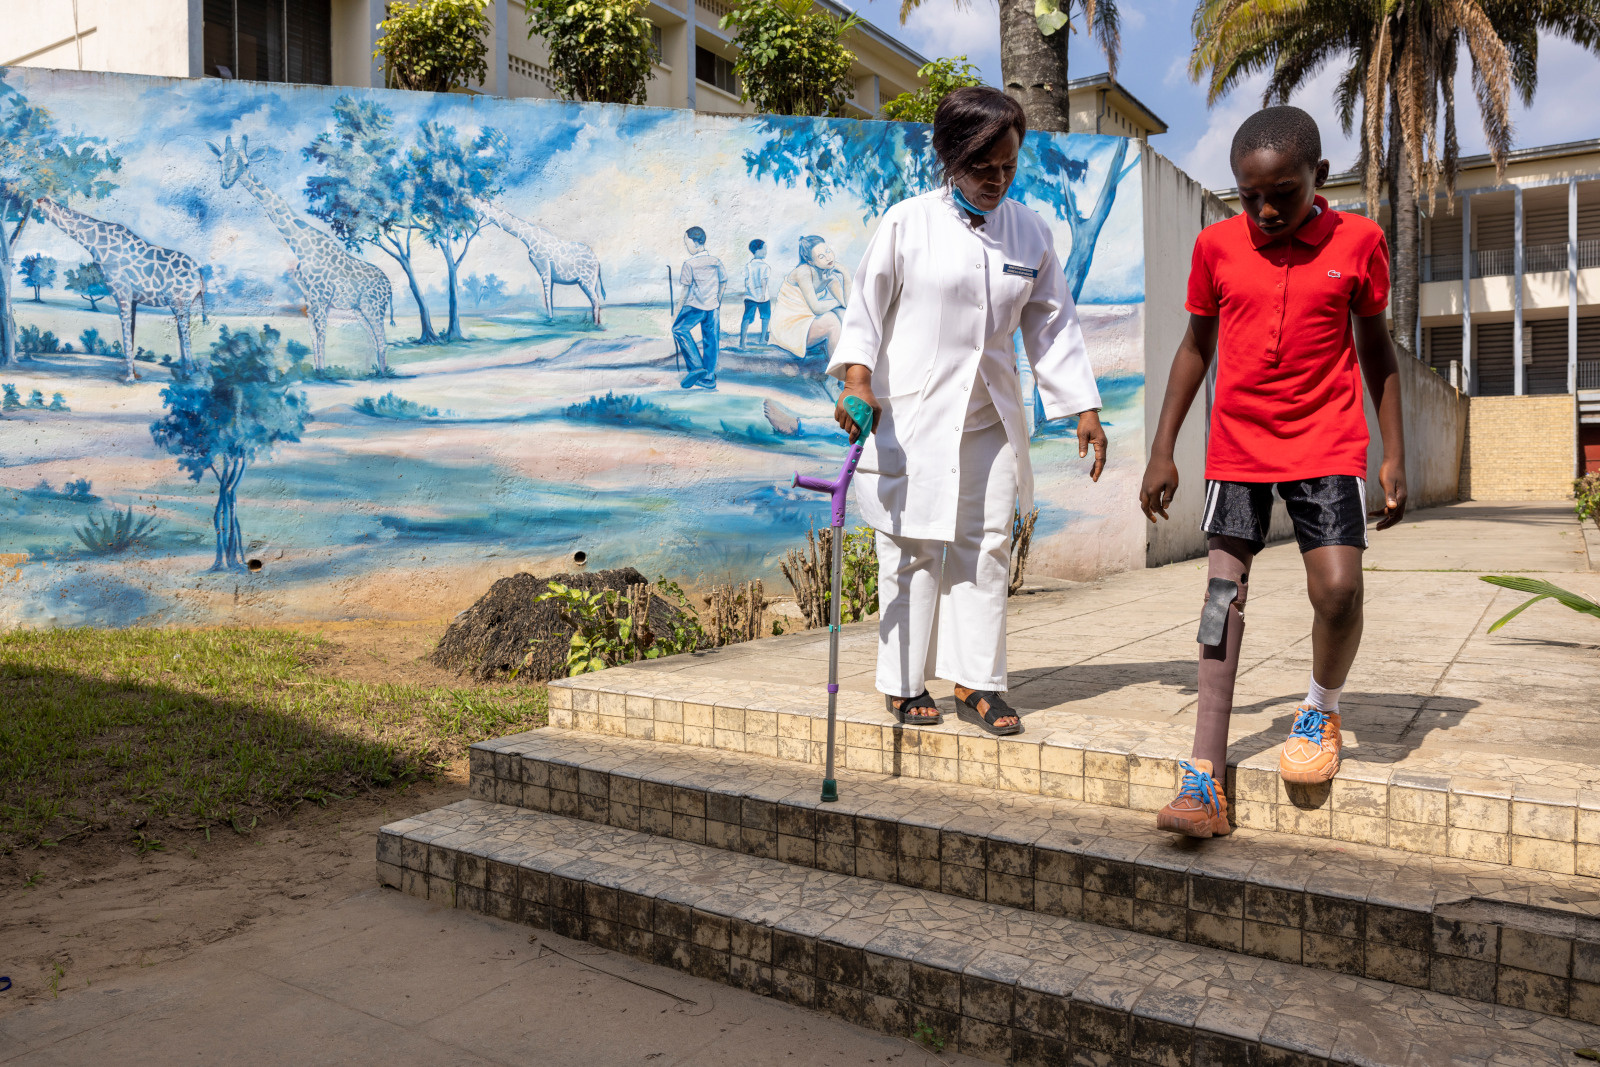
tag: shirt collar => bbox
[1246,195,1335,248]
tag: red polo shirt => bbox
[1186,196,1390,482]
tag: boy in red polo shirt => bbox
[1140,106,1407,838]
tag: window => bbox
[695,46,735,96]
[204,0,331,85]
[650,25,664,64]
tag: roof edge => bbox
[1066,73,1168,135]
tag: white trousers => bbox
[875,419,1017,697]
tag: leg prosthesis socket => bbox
[1197,577,1239,647]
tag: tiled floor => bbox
[382,800,1600,1066]
[547,503,1600,870]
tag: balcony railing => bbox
[1421,240,1600,282]
[1581,360,1600,390]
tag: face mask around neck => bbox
[950,184,991,217]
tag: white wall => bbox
[1140,148,1217,566]
[1,0,196,77]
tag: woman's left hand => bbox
[1077,410,1107,482]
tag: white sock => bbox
[1306,675,1342,712]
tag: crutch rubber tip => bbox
[820,779,839,803]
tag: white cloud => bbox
[853,1,1003,83]
[1176,65,1361,189]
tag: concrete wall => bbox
[1362,355,1468,509]
[0,0,197,77]
[1140,149,1212,566]
[1461,394,1579,499]
[0,66,1151,628]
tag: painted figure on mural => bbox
[675,226,725,390]
[770,236,850,361]
[738,239,771,350]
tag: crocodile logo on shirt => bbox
[1327,269,1342,278]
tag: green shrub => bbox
[533,578,705,676]
[526,0,656,105]
[375,0,491,92]
[880,56,983,123]
[1577,472,1600,532]
[720,0,862,117]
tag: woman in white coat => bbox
[828,87,1107,735]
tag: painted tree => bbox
[409,121,508,341]
[64,260,111,311]
[721,0,864,117]
[0,75,120,366]
[880,56,984,122]
[374,0,492,92]
[745,117,1134,299]
[305,96,441,344]
[464,271,507,307]
[526,0,656,104]
[1190,0,1600,359]
[150,325,309,573]
[896,0,1120,133]
[18,253,55,301]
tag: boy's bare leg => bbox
[1302,545,1364,688]
[1279,544,1363,783]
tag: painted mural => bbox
[0,68,1147,629]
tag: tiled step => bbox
[548,665,1600,877]
[470,729,1600,1024]
[378,800,1600,1066]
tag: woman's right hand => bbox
[834,368,880,443]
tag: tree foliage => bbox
[879,56,984,123]
[409,122,508,341]
[149,325,309,572]
[721,0,864,117]
[374,0,492,93]
[0,75,120,366]
[65,260,111,311]
[525,0,657,105]
[304,96,441,343]
[18,253,56,300]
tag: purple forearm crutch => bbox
[791,394,875,802]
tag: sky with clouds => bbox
[852,0,1600,190]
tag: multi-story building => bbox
[0,0,925,117]
[1219,140,1600,479]
[2,0,1169,133]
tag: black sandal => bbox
[889,691,942,726]
[959,690,1023,736]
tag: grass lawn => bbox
[0,627,546,853]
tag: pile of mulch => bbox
[431,568,696,683]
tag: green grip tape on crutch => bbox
[842,395,874,440]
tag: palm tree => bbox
[1191,0,1600,360]
[897,0,1121,132]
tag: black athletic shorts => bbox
[1200,475,1369,555]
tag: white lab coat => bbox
[828,186,1101,542]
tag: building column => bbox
[370,0,387,87]
[492,0,508,96]
[1514,184,1525,396]
[1462,192,1473,395]
[1571,178,1580,396]
[683,0,696,109]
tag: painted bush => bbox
[0,67,1146,628]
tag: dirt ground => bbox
[0,621,474,1012]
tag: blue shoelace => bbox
[1290,706,1328,742]
[1176,760,1218,807]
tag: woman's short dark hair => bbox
[932,87,1027,184]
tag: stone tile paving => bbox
[469,728,1600,1023]
[380,800,1600,1066]
[548,504,1600,873]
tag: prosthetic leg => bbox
[1157,538,1250,838]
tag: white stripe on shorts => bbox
[1201,480,1220,532]
[1357,478,1369,547]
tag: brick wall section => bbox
[1461,395,1577,500]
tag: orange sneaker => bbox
[1279,705,1342,783]
[1156,760,1232,838]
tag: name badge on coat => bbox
[1002,264,1038,279]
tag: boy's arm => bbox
[1139,313,1218,522]
[1353,312,1408,529]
